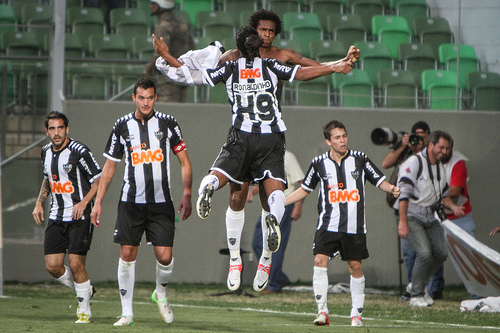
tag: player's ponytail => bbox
[236,26,262,60]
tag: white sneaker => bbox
[75,312,92,324]
[410,296,430,307]
[152,290,174,324]
[113,315,134,327]
[266,214,281,252]
[197,184,214,219]
[313,312,329,326]
[253,261,271,291]
[227,262,242,291]
[351,316,363,326]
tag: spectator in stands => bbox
[146,0,195,102]
[84,0,125,32]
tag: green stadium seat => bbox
[24,61,49,112]
[421,69,460,110]
[239,10,255,27]
[109,8,150,49]
[22,4,53,50]
[9,0,41,22]
[310,40,347,62]
[180,0,214,26]
[0,4,17,36]
[393,0,430,25]
[283,12,323,55]
[67,7,106,53]
[64,33,85,58]
[274,38,304,55]
[347,0,384,34]
[112,63,145,100]
[1,31,40,56]
[221,37,236,51]
[294,77,331,106]
[377,69,418,108]
[197,11,236,41]
[354,41,394,85]
[332,68,374,107]
[372,15,412,59]
[327,13,367,46]
[0,60,16,107]
[439,43,480,89]
[136,0,155,29]
[466,71,500,111]
[413,17,454,59]
[267,0,302,18]
[222,0,258,22]
[68,62,110,100]
[193,36,217,48]
[88,34,128,59]
[398,42,437,86]
[132,35,155,60]
[306,0,344,31]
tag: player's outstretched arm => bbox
[379,180,400,198]
[33,178,50,226]
[152,34,184,68]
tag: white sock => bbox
[313,266,329,314]
[226,207,245,261]
[74,280,92,315]
[198,174,219,195]
[118,258,136,317]
[350,275,365,318]
[155,258,174,301]
[268,190,285,224]
[260,210,271,252]
[56,265,74,289]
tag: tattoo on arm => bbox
[37,179,50,203]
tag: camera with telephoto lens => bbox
[371,128,422,147]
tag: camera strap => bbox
[424,151,442,206]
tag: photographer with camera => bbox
[397,131,464,307]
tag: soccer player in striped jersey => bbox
[33,111,102,324]
[90,78,193,327]
[286,120,400,327]
[153,26,357,293]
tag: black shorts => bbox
[44,218,93,255]
[313,229,369,261]
[114,201,175,247]
[211,128,286,184]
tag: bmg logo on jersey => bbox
[240,68,261,79]
[51,181,74,194]
[131,148,164,166]
[329,189,360,203]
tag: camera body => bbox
[371,128,422,147]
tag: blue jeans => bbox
[406,216,447,296]
[252,204,294,292]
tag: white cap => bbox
[151,0,175,10]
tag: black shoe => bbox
[432,291,443,300]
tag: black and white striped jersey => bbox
[204,57,299,134]
[103,111,187,204]
[302,150,386,234]
[41,139,101,222]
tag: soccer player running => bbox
[90,78,192,327]
[33,111,102,324]
[153,26,356,293]
[286,120,400,327]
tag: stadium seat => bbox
[274,38,304,54]
[392,0,430,25]
[222,0,259,17]
[67,7,106,53]
[372,15,412,59]
[22,4,53,50]
[346,0,384,34]
[68,62,110,100]
[88,34,128,59]
[197,11,236,42]
[466,71,500,111]
[398,42,437,86]
[310,40,347,62]
[332,68,374,107]
[0,60,16,107]
[136,0,155,29]
[180,0,214,26]
[221,37,236,51]
[283,12,323,55]
[0,4,17,36]
[112,63,145,100]
[327,13,366,47]
[267,0,302,18]
[306,0,344,32]
[354,41,394,85]
[439,43,480,89]
[1,31,40,56]
[132,35,155,60]
[24,61,49,111]
[239,10,255,27]
[421,69,460,110]
[9,0,41,22]
[294,77,331,106]
[193,36,217,48]
[413,17,454,58]
[377,69,418,108]
[109,8,150,49]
